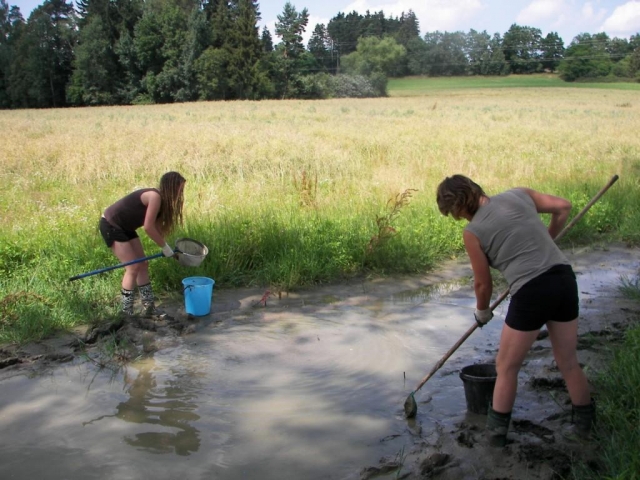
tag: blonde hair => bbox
[157,171,186,235]
[436,175,485,220]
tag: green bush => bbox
[295,73,332,99]
[368,71,388,97]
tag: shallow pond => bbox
[1,245,638,480]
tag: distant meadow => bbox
[2,75,640,342]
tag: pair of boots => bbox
[121,283,162,316]
[486,400,596,447]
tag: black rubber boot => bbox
[486,406,511,447]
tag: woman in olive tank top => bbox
[436,174,595,447]
[99,171,186,317]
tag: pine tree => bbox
[9,0,76,108]
[395,10,420,47]
[260,25,272,52]
[0,0,22,107]
[274,1,308,98]
[307,23,331,72]
[226,0,263,99]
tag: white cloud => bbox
[582,2,595,18]
[581,1,607,22]
[516,0,564,24]
[599,1,640,36]
[342,0,484,32]
[515,1,608,40]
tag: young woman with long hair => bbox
[99,171,186,316]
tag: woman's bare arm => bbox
[463,230,492,310]
[141,190,167,248]
[521,188,571,239]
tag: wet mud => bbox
[360,244,640,480]
[0,243,639,480]
[0,310,196,371]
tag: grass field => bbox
[1,75,640,343]
[388,74,640,94]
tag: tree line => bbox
[1,0,639,109]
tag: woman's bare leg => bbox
[111,238,149,290]
[492,325,540,413]
[546,319,590,405]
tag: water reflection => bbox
[86,361,202,456]
[119,364,201,456]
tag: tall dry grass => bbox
[3,89,638,226]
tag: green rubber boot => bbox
[573,400,596,435]
[563,399,596,442]
[486,406,511,447]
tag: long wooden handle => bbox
[412,174,619,393]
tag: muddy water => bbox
[1,245,638,480]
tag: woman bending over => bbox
[99,171,186,316]
[436,174,595,447]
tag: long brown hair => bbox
[157,171,186,235]
[436,174,485,220]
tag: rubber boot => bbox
[486,406,511,447]
[563,399,596,441]
[121,288,135,316]
[138,283,165,317]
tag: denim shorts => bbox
[505,264,579,332]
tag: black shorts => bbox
[505,264,579,332]
[99,217,138,248]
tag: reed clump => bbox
[367,188,418,255]
[293,169,318,208]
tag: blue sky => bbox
[9,0,640,45]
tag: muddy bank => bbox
[361,244,640,480]
[0,251,478,374]
[0,311,196,372]
[0,243,639,480]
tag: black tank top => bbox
[104,188,159,232]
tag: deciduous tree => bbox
[502,24,542,74]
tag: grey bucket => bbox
[459,364,497,415]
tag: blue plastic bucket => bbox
[182,277,215,316]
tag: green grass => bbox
[594,327,640,478]
[619,275,640,301]
[388,74,640,95]
[571,275,640,480]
